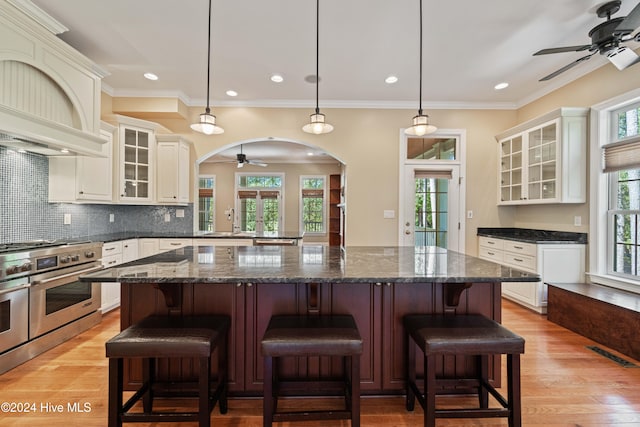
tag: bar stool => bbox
[106,314,230,427]
[404,313,525,427]
[261,314,363,427]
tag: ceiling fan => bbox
[234,144,267,168]
[533,0,640,81]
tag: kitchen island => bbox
[82,245,538,396]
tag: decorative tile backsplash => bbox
[0,146,193,243]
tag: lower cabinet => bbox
[100,239,138,313]
[478,236,585,313]
[120,280,501,395]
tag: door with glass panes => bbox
[235,175,283,234]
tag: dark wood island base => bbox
[81,245,538,397]
[120,280,502,396]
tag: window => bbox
[236,174,283,233]
[198,176,215,232]
[300,176,326,234]
[591,95,640,291]
[606,102,640,280]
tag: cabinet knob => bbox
[79,191,84,194]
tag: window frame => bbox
[589,89,640,293]
[197,175,215,232]
[299,175,327,235]
[235,172,284,234]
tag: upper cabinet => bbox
[496,107,588,205]
[156,135,191,205]
[48,122,115,203]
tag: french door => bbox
[237,190,281,233]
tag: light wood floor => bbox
[1,299,640,426]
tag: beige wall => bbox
[101,59,639,252]
[198,161,342,243]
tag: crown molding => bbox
[6,0,68,35]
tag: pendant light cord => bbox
[315,0,320,115]
[205,0,212,114]
[418,0,423,116]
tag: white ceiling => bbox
[23,0,640,163]
[28,0,640,110]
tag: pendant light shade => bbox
[191,0,224,135]
[303,0,333,134]
[405,0,436,136]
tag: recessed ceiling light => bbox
[60,148,69,154]
[270,74,284,83]
[494,82,509,90]
[226,90,238,97]
[143,72,158,81]
[385,75,398,84]
[307,152,314,156]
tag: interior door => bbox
[400,165,461,251]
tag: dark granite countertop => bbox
[81,245,539,284]
[477,228,587,244]
[87,231,304,243]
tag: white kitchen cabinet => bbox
[100,241,123,313]
[48,122,115,203]
[496,107,588,205]
[478,236,585,313]
[158,239,193,252]
[121,239,139,262]
[138,238,160,258]
[156,135,191,205]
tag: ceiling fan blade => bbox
[539,52,595,81]
[247,159,268,167]
[614,2,640,36]
[533,45,592,56]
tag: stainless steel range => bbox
[0,240,103,374]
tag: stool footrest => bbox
[273,409,353,423]
[436,408,510,419]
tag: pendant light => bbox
[303,0,334,134]
[405,0,436,136]
[191,0,224,135]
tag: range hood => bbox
[0,104,108,157]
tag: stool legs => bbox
[424,354,436,427]
[198,357,211,427]
[508,354,522,427]
[263,355,274,427]
[350,355,361,427]
[108,358,123,427]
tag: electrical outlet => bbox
[176,209,185,218]
[574,216,582,226]
[467,210,473,219]
[63,213,71,225]
[164,213,171,222]
[109,213,115,223]
[383,210,395,219]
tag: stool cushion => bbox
[404,314,524,355]
[106,315,230,358]
[262,314,363,357]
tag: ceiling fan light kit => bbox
[405,0,437,137]
[191,0,224,135]
[534,0,640,81]
[303,0,333,135]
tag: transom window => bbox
[300,176,326,234]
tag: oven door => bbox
[0,278,29,354]
[29,262,102,339]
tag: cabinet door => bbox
[499,135,523,203]
[138,239,160,258]
[526,120,558,202]
[121,239,139,262]
[119,125,153,202]
[77,127,114,201]
[157,139,190,204]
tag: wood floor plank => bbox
[1,299,639,426]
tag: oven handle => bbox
[30,264,104,286]
[0,283,30,296]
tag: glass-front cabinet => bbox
[496,108,587,205]
[113,115,158,204]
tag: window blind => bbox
[414,170,453,179]
[603,135,640,172]
[301,189,324,197]
[199,188,213,197]
[260,190,279,199]
[238,190,258,199]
